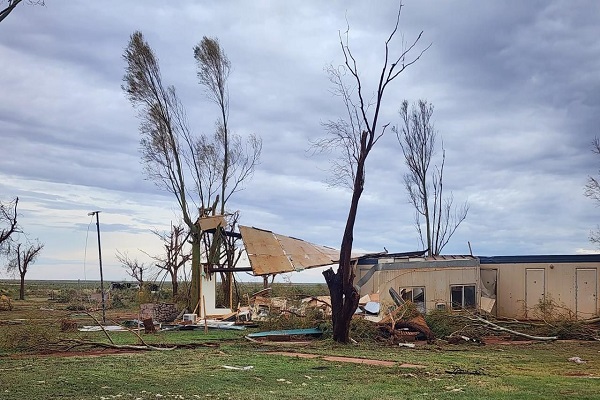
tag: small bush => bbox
[111,293,127,309]
[258,310,316,331]
[348,317,379,341]
[425,309,467,338]
[60,319,78,332]
[0,323,60,353]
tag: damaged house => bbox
[355,252,600,320]
[197,215,599,322]
[196,224,340,319]
[480,255,600,320]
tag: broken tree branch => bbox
[59,338,178,351]
[84,311,115,344]
[472,315,558,341]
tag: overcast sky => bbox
[1,0,599,283]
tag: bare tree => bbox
[6,239,43,300]
[585,137,600,245]
[122,31,260,309]
[313,2,427,343]
[0,197,19,251]
[396,100,469,256]
[115,250,149,287]
[149,223,191,298]
[0,0,44,24]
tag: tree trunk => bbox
[323,267,358,343]
[324,147,365,343]
[190,233,201,310]
[171,272,178,298]
[19,272,25,300]
[423,184,432,257]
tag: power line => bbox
[83,213,94,282]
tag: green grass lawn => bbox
[1,333,599,400]
[1,282,600,399]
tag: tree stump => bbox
[143,318,156,334]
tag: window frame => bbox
[450,284,476,310]
[399,286,426,313]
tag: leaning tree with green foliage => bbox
[313,2,427,343]
[122,32,261,309]
[193,37,262,303]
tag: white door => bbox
[576,269,597,320]
[526,269,545,319]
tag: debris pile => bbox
[140,303,179,323]
[376,302,435,343]
[0,294,13,311]
[299,296,332,318]
[245,288,332,321]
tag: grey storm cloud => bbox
[1,0,599,281]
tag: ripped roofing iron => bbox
[239,225,340,275]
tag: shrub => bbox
[111,293,127,309]
[0,323,60,353]
[424,309,467,338]
[348,317,379,341]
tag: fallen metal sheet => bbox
[178,321,246,331]
[239,225,339,275]
[363,301,381,315]
[389,287,405,306]
[78,325,128,332]
[246,327,323,338]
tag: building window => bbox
[451,285,476,310]
[400,287,426,313]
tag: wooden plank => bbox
[198,215,226,231]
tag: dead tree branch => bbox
[470,315,558,341]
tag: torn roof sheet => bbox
[239,225,340,275]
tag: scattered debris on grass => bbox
[445,367,485,375]
[246,327,323,341]
[266,351,421,368]
[398,343,416,348]
[222,365,254,371]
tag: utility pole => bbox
[88,211,106,324]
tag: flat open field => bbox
[1,281,599,399]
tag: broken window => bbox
[450,285,476,310]
[400,287,426,313]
